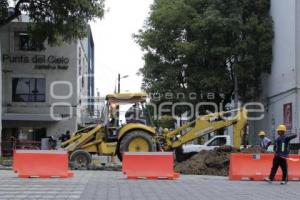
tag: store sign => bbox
[283,103,292,130]
[2,54,70,70]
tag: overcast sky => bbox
[91,0,154,96]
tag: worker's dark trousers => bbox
[269,156,288,181]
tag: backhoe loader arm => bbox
[164,109,247,149]
[63,125,102,152]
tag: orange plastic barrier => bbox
[13,150,73,178]
[122,152,180,180]
[229,153,300,181]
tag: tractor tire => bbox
[69,150,92,170]
[118,130,156,161]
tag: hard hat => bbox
[258,131,266,136]
[163,128,169,133]
[276,124,287,133]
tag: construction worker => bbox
[125,103,144,123]
[258,131,271,150]
[60,130,71,142]
[264,124,297,185]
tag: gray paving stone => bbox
[1,170,300,200]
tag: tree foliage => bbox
[0,0,105,45]
[136,0,273,105]
[156,115,176,129]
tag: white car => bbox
[182,135,231,153]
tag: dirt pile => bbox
[174,145,267,176]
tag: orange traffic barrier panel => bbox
[122,152,180,180]
[229,153,300,181]
[286,155,300,181]
[13,150,73,178]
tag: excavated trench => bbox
[174,146,268,176]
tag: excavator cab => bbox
[103,93,154,142]
[106,93,152,124]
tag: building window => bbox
[82,77,85,88]
[14,32,37,51]
[79,47,82,75]
[12,78,46,102]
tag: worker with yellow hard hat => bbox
[258,131,271,150]
[264,124,297,185]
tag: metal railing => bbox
[1,140,41,157]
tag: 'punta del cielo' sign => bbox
[2,54,70,70]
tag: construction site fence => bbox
[1,140,300,158]
[1,140,41,158]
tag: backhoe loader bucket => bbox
[122,152,180,180]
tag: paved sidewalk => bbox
[0,170,300,200]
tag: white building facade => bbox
[252,0,300,145]
[0,21,95,156]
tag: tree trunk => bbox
[234,70,239,108]
[233,61,239,109]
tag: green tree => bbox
[156,115,176,129]
[0,0,105,45]
[136,0,273,109]
[0,0,104,156]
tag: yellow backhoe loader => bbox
[61,93,248,169]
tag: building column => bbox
[296,0,300,143]
[0,42,2,157]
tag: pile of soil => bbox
[89,159,122,171]
[174,145,267,176]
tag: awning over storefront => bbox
[2,113,63,122]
